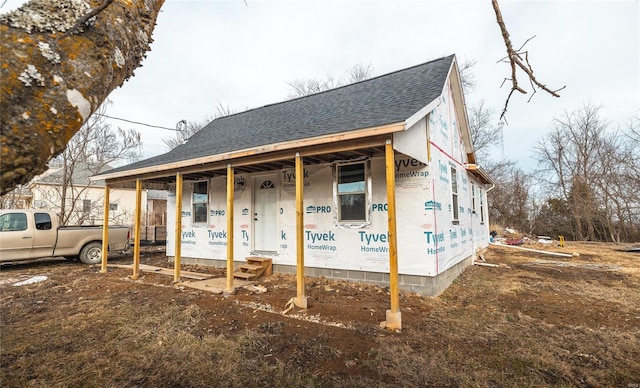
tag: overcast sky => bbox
[4,0,639,172]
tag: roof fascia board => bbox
[447,57,476,164]
[98,127,401,183]
[465,164,493,184]
[404,97,442,130]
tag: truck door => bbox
[0,212,32,261]
[31,212,57,259]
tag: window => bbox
[480,188,485,224]
[109,203,118,211]
[260,180,275,189]
[82,199,91,213]
[450,166,459,223]
[335,161,369,223]
[193,181,208,223]
[471,182,476,214]
[0,213,28,231]
[35,212,52,230]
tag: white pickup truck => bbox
[0,209,129,264]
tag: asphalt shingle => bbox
[104,55,454,175]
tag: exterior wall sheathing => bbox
[164,79,490,296]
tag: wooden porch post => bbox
[383,139,401,330]
[294,153,307,308]
[226,164,235,292]
[100,185,110,274]
[174,172,183,283]
[131,178,142,280]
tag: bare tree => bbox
[345,62,374,83]
[162,103,233,151]
[532,197,574,239]
[627,115,640,143]
[464,90,538,236]
[460,62,528,234]
[484,159,532,233]
[33,99,142,225]
[600,115,640,241]
[0,0,164,195]
[624,114,640,183]
[287,62,374,98]
[163,118,211,151]
[0,184,31,209]
[458,58,478,94]
[468,100,502,162]
[533,104,640,242]
[533,105,599,240]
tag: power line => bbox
[96,113,180,131]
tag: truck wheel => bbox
[79,242,103,264]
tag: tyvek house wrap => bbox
[166,155,427,275]
[163,79,489,278]
[164,150,487,278]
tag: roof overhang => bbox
[447,57,476,165]
[93,122,406,187]
[404,97,443,130]
[402,56,477,166]
[465,164,493,184]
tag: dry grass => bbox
[1,242,639,387]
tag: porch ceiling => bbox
[107,136,389,190]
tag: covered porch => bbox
[96,128,405,330]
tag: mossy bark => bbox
[0,0,164,195]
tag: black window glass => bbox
[338,164,365,193]
[35,213,52,230]
[339,194,366,221]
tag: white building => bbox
[29,162,143,226]
[94,55,492,297]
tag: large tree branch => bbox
[59,0,116,39]
[0,0,164,195]
[492,0,565,122]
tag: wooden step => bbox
[245,256,270,261]
[239,264,263,271]
[233,272,255,279]
[246,257,271,264]
[233,257,272,280]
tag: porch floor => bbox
[106,263,250,293]
[178,277,250,294]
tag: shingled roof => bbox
[98,55,455,178]
[37,162,112,186]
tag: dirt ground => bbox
[1,242,639,387]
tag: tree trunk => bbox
[0,0,164,195]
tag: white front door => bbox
[253,176,278,251]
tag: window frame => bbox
[192,180,209,224]
[450,166,459,224]
[333,159,371,226]
[471,181,476,214]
